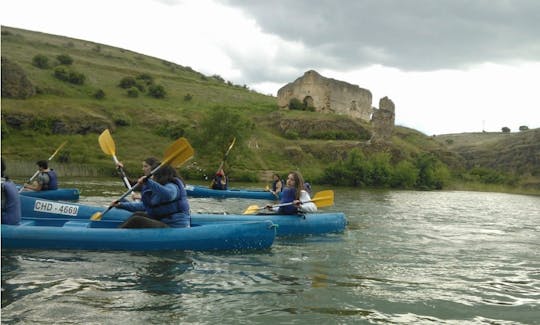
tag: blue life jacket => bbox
[42,169,58,190]
[1,179,21,225]
[141,178,190,224]
[278,187,298,215]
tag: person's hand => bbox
[293,200,301,206]
[131,192,141,200]
[264,204,273,210]
[136,175,147,185]
[115,162,124,169]
[110,200,120,208]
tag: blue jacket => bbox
[118,178,190,227]
[278,187,298,215]
[1,179,21,225]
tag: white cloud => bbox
[2,0,539,134]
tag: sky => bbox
[2,0,539,135]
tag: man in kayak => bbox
[1,158,21,225]
[23,160,58,191]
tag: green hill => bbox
[2,26,538,193]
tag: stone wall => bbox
[370,97,395,143]
[277,70,373,121]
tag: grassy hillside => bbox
[2,26,538,193]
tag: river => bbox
[2,179,539,324]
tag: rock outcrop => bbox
[1,57,36,99]
[370,96,395,143]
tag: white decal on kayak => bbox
[185,185,194,190]
[34,200,79,216]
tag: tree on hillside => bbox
[519,125,529,131]
[501,127,511,133]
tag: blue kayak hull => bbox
[185,184,281,200]
[19,188,80,201]
[1,219,276,251]
[20,195,347,237]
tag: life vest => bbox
[278,187,298,214]
[42,169,58,190]
[141,178,189,219]
[1,178,22,225]
[212,175,228,190]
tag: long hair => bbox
[288,171,305,200]
[153,165,182,185]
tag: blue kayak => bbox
[20,196,347,237]
[18,187,80,201]
[185,184,281,200]
[1,218,276,251]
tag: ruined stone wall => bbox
[370,96,395,143]
[277,70,373,121]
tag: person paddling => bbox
[23,160,58,191]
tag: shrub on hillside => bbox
[136,73,154,85]
[119,76,137,89]
[53,66,70,81]
[32,54,49,69]
[94,89,105,99]
[502,127,511,133]
[184,93,193,101]
[127,87,139,98]
[519,125,529,131]
[53,67,85,85]
[56,54,73,65]
[148,84,166,98]
[1,56,36,99]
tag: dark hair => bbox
[144,157,160,170]
[37,160,48,169]
[153,165,182,185]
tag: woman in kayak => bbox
[112,160,191,228]
[265,171,316,214]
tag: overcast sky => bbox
[2,0,539,135]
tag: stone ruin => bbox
[277,70,395,142]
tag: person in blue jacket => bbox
[1,158,21,225]
[112,160,191,228]
[265,171,316,215]
[23,160,58,191]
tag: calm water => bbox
[2,179,540,324]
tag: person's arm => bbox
[298,190,317,213]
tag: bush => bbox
[68,71,85,85]
[184,93,193,101]
[501,126,511,133]
[32,54,49,69]
[519,125,529,131]
[56,54,73,65]
[94,89,105,99]
[119,76,137,89]
[53,67,85,85]
[127,87,139,98]
[148,84,166,98]
[136,73,154,85]
[54,66,70,81]
[289,98,305,110]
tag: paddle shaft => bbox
[216,137,236,173]
[112,154,132,190]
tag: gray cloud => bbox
[220,0,540,73]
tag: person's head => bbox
[36,160,48,170]
[153,165,179,185]
[272,173,280,181]
[142,157,160,176]
[285,171,305,199]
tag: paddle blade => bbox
[311,190,334,208]
[163,137,194,168]
[98,129,116,156]
[243,205,262,215]
[90,212,103,221]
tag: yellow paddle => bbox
[242,190,334,215]
[90,137,194,221]
[99,129,132,189]
[20,141,68,193]
[210,137,236,187]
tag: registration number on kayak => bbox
[34,200,79,216]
